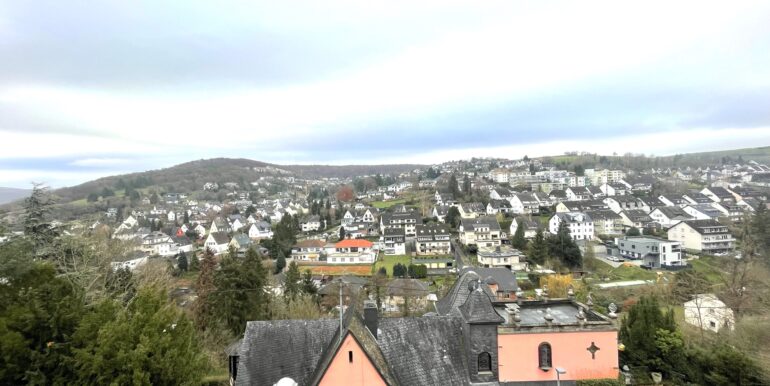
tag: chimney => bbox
[363,300,379,339]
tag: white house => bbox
[327,239,376,264]
[382,228,406,255]
[682,204,723,220]
[248,221,273,239]
[684,294,735,333]
[476,245,527,271]
[301,215,322,232]
[548,212,594,241]
[459,216,503,247]
[667,219,734,254]
[509,217,538,239]
[509,193,539,214]
[204,232,231,254]
[141,231,176,257]
[649,207,694,228]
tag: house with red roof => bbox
[328,239,376,264]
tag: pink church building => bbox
[229,270,619,385]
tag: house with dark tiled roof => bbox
[667,219,735,254]
[701,186,735,203]
[230,271,619,385]
[291,239,326,262]
[459,216,503,247]
[414,224,451,255]
[380,210,421,237]
[649,206,694,228]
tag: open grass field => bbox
[373,255,412,277]
[689,256,725,285]
[296,264,373,276]
[371,198,408,209]
[590,258,659,282]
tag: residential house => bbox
[380,211,421,237]
[585,209,623,236]
[328,239,376,264]
[649,206,694,228]
[204,232,231,254]
[415,224,452,255]
[667,219,734,254]
[382,228,406,255]
[509,193,539,214]
[565,186,591,201]
[383,279,430,314]
[684,294,735,333]
[486,199,513,215]
[434,191,457,206]
[682,204,723,220]
[489,187,515,201]
[658,195,689,208]
[509,217,538,239]
[290,239,325,262]
[604,196,650,214]
[141,231,176,256]
[229,233,253,251]
[614,236,683,268]
[248,221,273,239]
[599,183,627,197]
[549,212,594,241]
[555,199,607,213]
[682,192,713,205]
[432,205,450,223]
[619,210,655,230]
[458,202,486,219]
[459,216,503,247]
[477,245,526,271]
[301,215,322,232]
[700,187,735,203]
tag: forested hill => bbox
[281,164,423,179]
[49,158,276,203]
[33,158,423,204]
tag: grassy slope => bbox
[373,255,412,277]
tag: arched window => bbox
[538,343,552,370]
[477,352,492,373]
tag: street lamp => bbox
[555,367,567,386]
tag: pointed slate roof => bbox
[459,287,505,324]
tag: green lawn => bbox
[689,257,725,285]
[371,198,408,209]
[590,259,659,282]
[373,255,412,276]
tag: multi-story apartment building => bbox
[667,219,734,254]
[380,210,421,237]
[415,224,452,255]
[382,227,406,255]
[459,216,503,247]
[548,212,594,241]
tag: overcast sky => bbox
[1,1,770,188]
